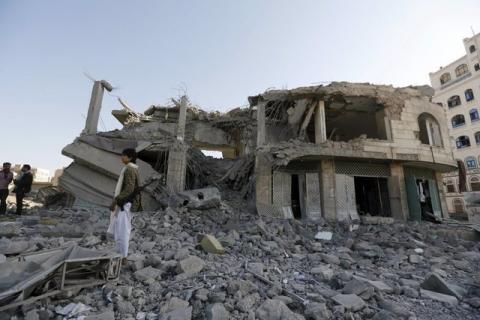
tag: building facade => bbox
[251,83,455,223]
[429,32,480,216]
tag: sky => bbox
[0,0,479,173]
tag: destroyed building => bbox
[59,81,457,223]
[251,83,456,223]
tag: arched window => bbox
[448,95,461,108]
[418,113,443,146]
[451,114,465,127]
[470,109,479,122]
[453,198,464,213]
[440,72,451,85]
[466,156,477,169]
[465,89,475,101]
[455,64,469,77]
[471,176,480,191]
[456,135,471,148]
[446,179,456,193]
[475,132,480,144]
[470,45,476,53]
[475,63,480,72]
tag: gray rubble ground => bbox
[0,197,480,320]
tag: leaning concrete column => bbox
[82,80,112,135]
[315,100,327,143]
[257,101,266,146]
[321,160,336,221]
[166,95,189,192]
[176,95,188,141]
[388,163,409,220]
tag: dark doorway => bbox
[416,179,438,222]
[291,174,303,219]
[354,177,391,216]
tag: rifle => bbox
[116,176,160,210]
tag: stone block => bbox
[134,266,163,282]
[332,294,366,312]
[255,299,305,320]
[205,303,230,320]
[159,306,192,320]
[160,297,189,314]
[310,265,334,281]
[200,234,225,254]
[176,256,205,276]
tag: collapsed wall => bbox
[59,87,257,210]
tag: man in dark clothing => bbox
[0,162,13,215]
[13,164,33,215]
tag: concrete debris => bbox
[314,231,332,241]
[420,289,459,305]
[420,272,466,300]
[55,302,91,317]
[205,303,230,320]
[332,294,366,311]
[176,256,205,277]
[2,81,479,319]
[173,188,221,210]
[255,299,305,320]
[200,234,225,254]
[134,266,163,282]
[0,204,479,319]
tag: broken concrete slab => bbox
[134,266,163,282]
[420,289,458,305]
[368,280,393,293]
[420,272,465,300]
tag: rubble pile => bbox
[1,201,479,320]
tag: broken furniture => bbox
[0,245,122,311]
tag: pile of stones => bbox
[1,200,480,319]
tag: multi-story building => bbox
[429,32,480,217]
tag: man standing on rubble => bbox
[13,164,34,215]
[109,148,142,263]
[0,162,13,215]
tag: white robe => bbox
[108,163,138,257]
[113,203,132,257]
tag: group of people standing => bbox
[0,162,33,215]
[0,151,140,261]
